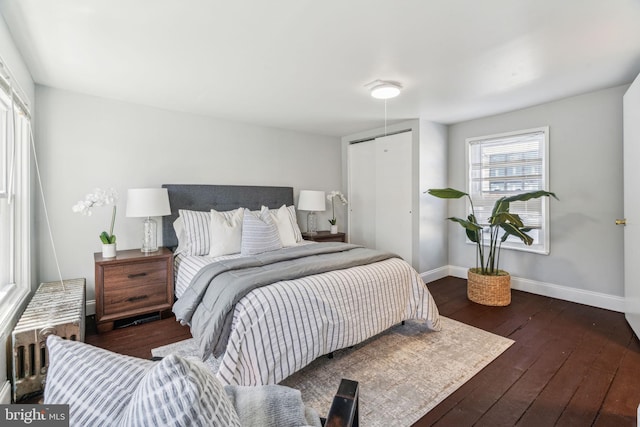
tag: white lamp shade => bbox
[298,190,326,212]
[126,188,171,217]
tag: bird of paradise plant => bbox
[427,188,558,275]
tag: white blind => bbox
[469,130,546,228]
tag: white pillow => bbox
[209,208,244,257]
[241,208,283,255]
[264,205,297,247]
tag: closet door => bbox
[348,131,413,263]
[374,132,413,262]
[348,140,376,249]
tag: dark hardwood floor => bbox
[419,277,639,427]
[84,276,639,426]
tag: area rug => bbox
[152,317,513,426]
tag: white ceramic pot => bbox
[102,243,117,258]
[330,225,338,234]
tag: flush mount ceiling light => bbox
[368,80,402,99]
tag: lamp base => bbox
[141,217,159,253]
[306,211,318,235]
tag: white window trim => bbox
[0,101,31,337]
[465,126,550,255]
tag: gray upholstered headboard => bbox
[161,184,294,249]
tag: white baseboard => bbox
[419,266,450,284]
[423,265,625,313]
[86,299,95,316]
[0,380,11,404]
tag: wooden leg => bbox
[96,321,114,334]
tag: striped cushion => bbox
[287,205,303,242]
[178,209,212,255]
[241,208,283,255]
[44,335,154,426]
[120,354,241,427]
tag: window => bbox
[0,65,31,328]
[467,127,550,254]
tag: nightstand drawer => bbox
[103,260,167,289]
[103,281,168,315]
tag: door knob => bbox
[615,219,627,226]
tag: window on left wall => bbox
[0,71,31,329]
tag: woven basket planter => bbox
[467,268,511,306]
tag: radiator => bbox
[11,278,86,402]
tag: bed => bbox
[163,184,441,386]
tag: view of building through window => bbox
[467,127,550,253]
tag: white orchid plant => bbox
[72,188,118,244]
[327,191,348,226]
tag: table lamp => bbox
[297,190,326,235]
[126,188,171,252]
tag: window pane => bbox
[467,127,549,254]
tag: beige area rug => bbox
[152,317,513,426]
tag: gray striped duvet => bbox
[174,247,441,386]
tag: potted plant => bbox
[72,188,118,257]
[427,188,558,306]
[327,191,348,234]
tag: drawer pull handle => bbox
[127,295,148,303]
[128,273,147,279]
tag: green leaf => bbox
[500,223,534,245]
[502,190,558,203]
[447,216,483,232]
[491,212,524,228]
[466,214,480,242]
[426,188,468,199]
[100,231,115,244]
[491,197,510,217]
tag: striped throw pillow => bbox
[120,354,241,427]
[241,207,283,255]
[44,335,154,426]
[178,209,211,256]
[287,205,304,242]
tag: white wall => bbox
[448,85,627,306]
[34,86,342,309]
[419,120,448,277]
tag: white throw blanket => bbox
[225,384,322,427]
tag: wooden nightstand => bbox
[302,231,346,243]
[94,247,174,333]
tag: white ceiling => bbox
[1,0,640,137]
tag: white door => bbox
[624,73,640,339]
[374,133,413,262]
[348,140,376,249]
